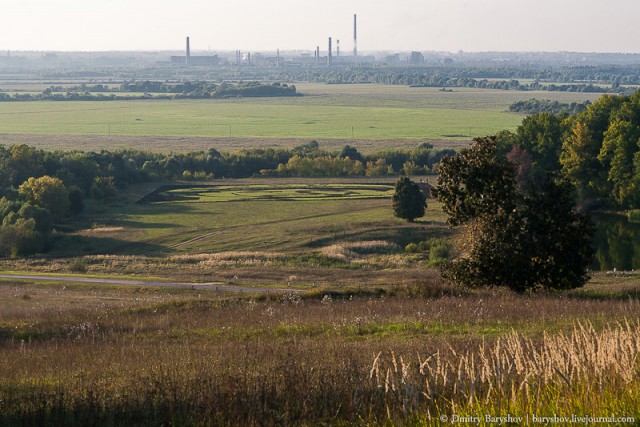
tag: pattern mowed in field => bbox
[0,85,601,150]
[157,183,395,203]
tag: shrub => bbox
[404,243,418,253]
[425,239,451,267]
[68,258,88,273]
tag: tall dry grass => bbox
[370,321,640,421]
[0,281,638,425]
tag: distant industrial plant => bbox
[171,14,370,68]
[2,11,640,71]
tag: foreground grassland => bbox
[0,84,602,153]
[0,276,638,425]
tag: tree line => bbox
[0,142,451,189]
[0,82,299,102]
[263,67,636,94]
[509,98,592,115]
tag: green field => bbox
[0,84,603,153]
[0,98,519,139]
[64,180,444,257]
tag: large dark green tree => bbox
[392,177,426,222]
[433,137,594,292]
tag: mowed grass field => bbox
[0,84,603,153]
[157,183,395,203]
[58,179,446,258]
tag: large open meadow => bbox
[0,82,637,425]
[0,84,602,153]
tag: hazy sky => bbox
[2,0,639,53]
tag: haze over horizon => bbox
[2,0,639,54]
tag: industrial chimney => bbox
[186,36,191,65]
[328,37,332,66]
[353,14,357,58]
[337,40,340,57]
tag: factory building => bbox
[170,37,219,66]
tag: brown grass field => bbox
[0,273,638,425]
[0,264,638,425]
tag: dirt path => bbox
[0,273,297,293]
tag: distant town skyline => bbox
[2,0,639,53]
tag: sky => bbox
[1,0,639,53]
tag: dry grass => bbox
[0,278,638,424]
[0,253,439,288]
[371,321,640,421]
[320,240,400,260]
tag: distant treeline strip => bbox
[509,99,592,115]
[24,64,640,94]
[0,81,299,102]
[265,67,635,93]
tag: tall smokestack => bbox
[328,37,332,66]
[353,14,357,58]
[186,36,191,65]
[337,40,340,57]
[316,46,320,64]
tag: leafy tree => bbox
[597,118,639,206]
[434,137,593,292]
[292,141,321,157]
[515,112,567,175]
[560,95,624,200]
[67,186,85,215]
[392,177,426,222]
[18,176,69,220]
[17,203,53,234]
[432,137,516,226]
[7,144,45,187]
[0,217,44,257]
[91,176,117,200]
[339,145,364,163]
